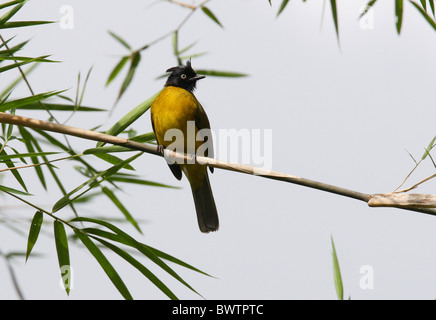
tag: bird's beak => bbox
[191,74,205,81]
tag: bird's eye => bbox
[181,74,187,79]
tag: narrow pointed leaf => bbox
[422,135,436,160]
[101,186,142,233]
[91,235,177,300]
[0,21,54,29]
[0,1,25,11]
[277,0,290,16]
[0,184,30,195]
[97,91,160,147]
[410,1,436,30]
[52,153,141,213]
[201,6,223,28]
[0,90,64,112]
[330,0,340,42]
[0,149,27,192]
[106,56,129,86]
[54,220,70,295]
[194,69,247,77]
[395,0,403,34]
[71,217,202,297]
[331,236,343,300]
[26,211,43,261]
[74,229,133,300]
[108,31,131,50]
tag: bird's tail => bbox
[191,174,219,233]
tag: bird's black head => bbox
[164,60,205,92]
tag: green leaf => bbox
[422,135,436,160]
[101,186,141,233]
[194,69,248,77]
[93,153,135,171]
[201,6,223,28]
[0,90,63,112]
[430,0,435,17]
[0,0,25,26]
[108,30,131,50]
[0,1,26,11]
[0,62,38,99]
[15,102,105,112]
[0,21,54,29]
[107,176,179,189]
[116,51,141,102]
[71,217,202,297]
[277,0,290,17]
[26,211,43,262]
[330,0,340,43]
[410,1,436,30]
[52,153,142,213]
[54,220,71,295]
[0,55,57,63]
[0,184,30,195]
[360,0,377,18]
[91,235,177,300]
[74,229,133,300]
[97,91,160,147]
[420,0,427,11]
[0,148,27,192]
[106,56,129,87]
[331,235,343,300]
[18,126,48,189]
[0,151,58,162]
[395,0,404,34]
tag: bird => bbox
[150,60,219,233]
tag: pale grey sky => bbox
[1,0,436,299]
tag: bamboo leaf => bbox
[395,0,404,34]
[277,0,290,17]
[360,0,378,19]
[0,149,27,192]
[101,186,142,233]
[93,153,135,171]
[194,69,248,77]
[331,236,344,300]
[0,0,26,26]
[74,229,133,300]
[52,153,141,213]
[71,217,202,297]
[116,51,141,102]
[54,220,71,295]
[108,31,131,50]
[91,235,177,300]
[15,102,105,112]
[0,21,54,29]
[410,1,436,30]
[430,0,435,17]
[201,6,223,28]
[106,56,129,87]
[0,90,64,112]
[420,0,427,11]
[0,1,25,11]
[0,184,31,195]
[422,135,436,160]
[97,91,160,147]
[26,211,43,262]
[330,0,340,43]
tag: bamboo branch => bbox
[2,112,436,216]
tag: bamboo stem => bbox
[2,112,436,216]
